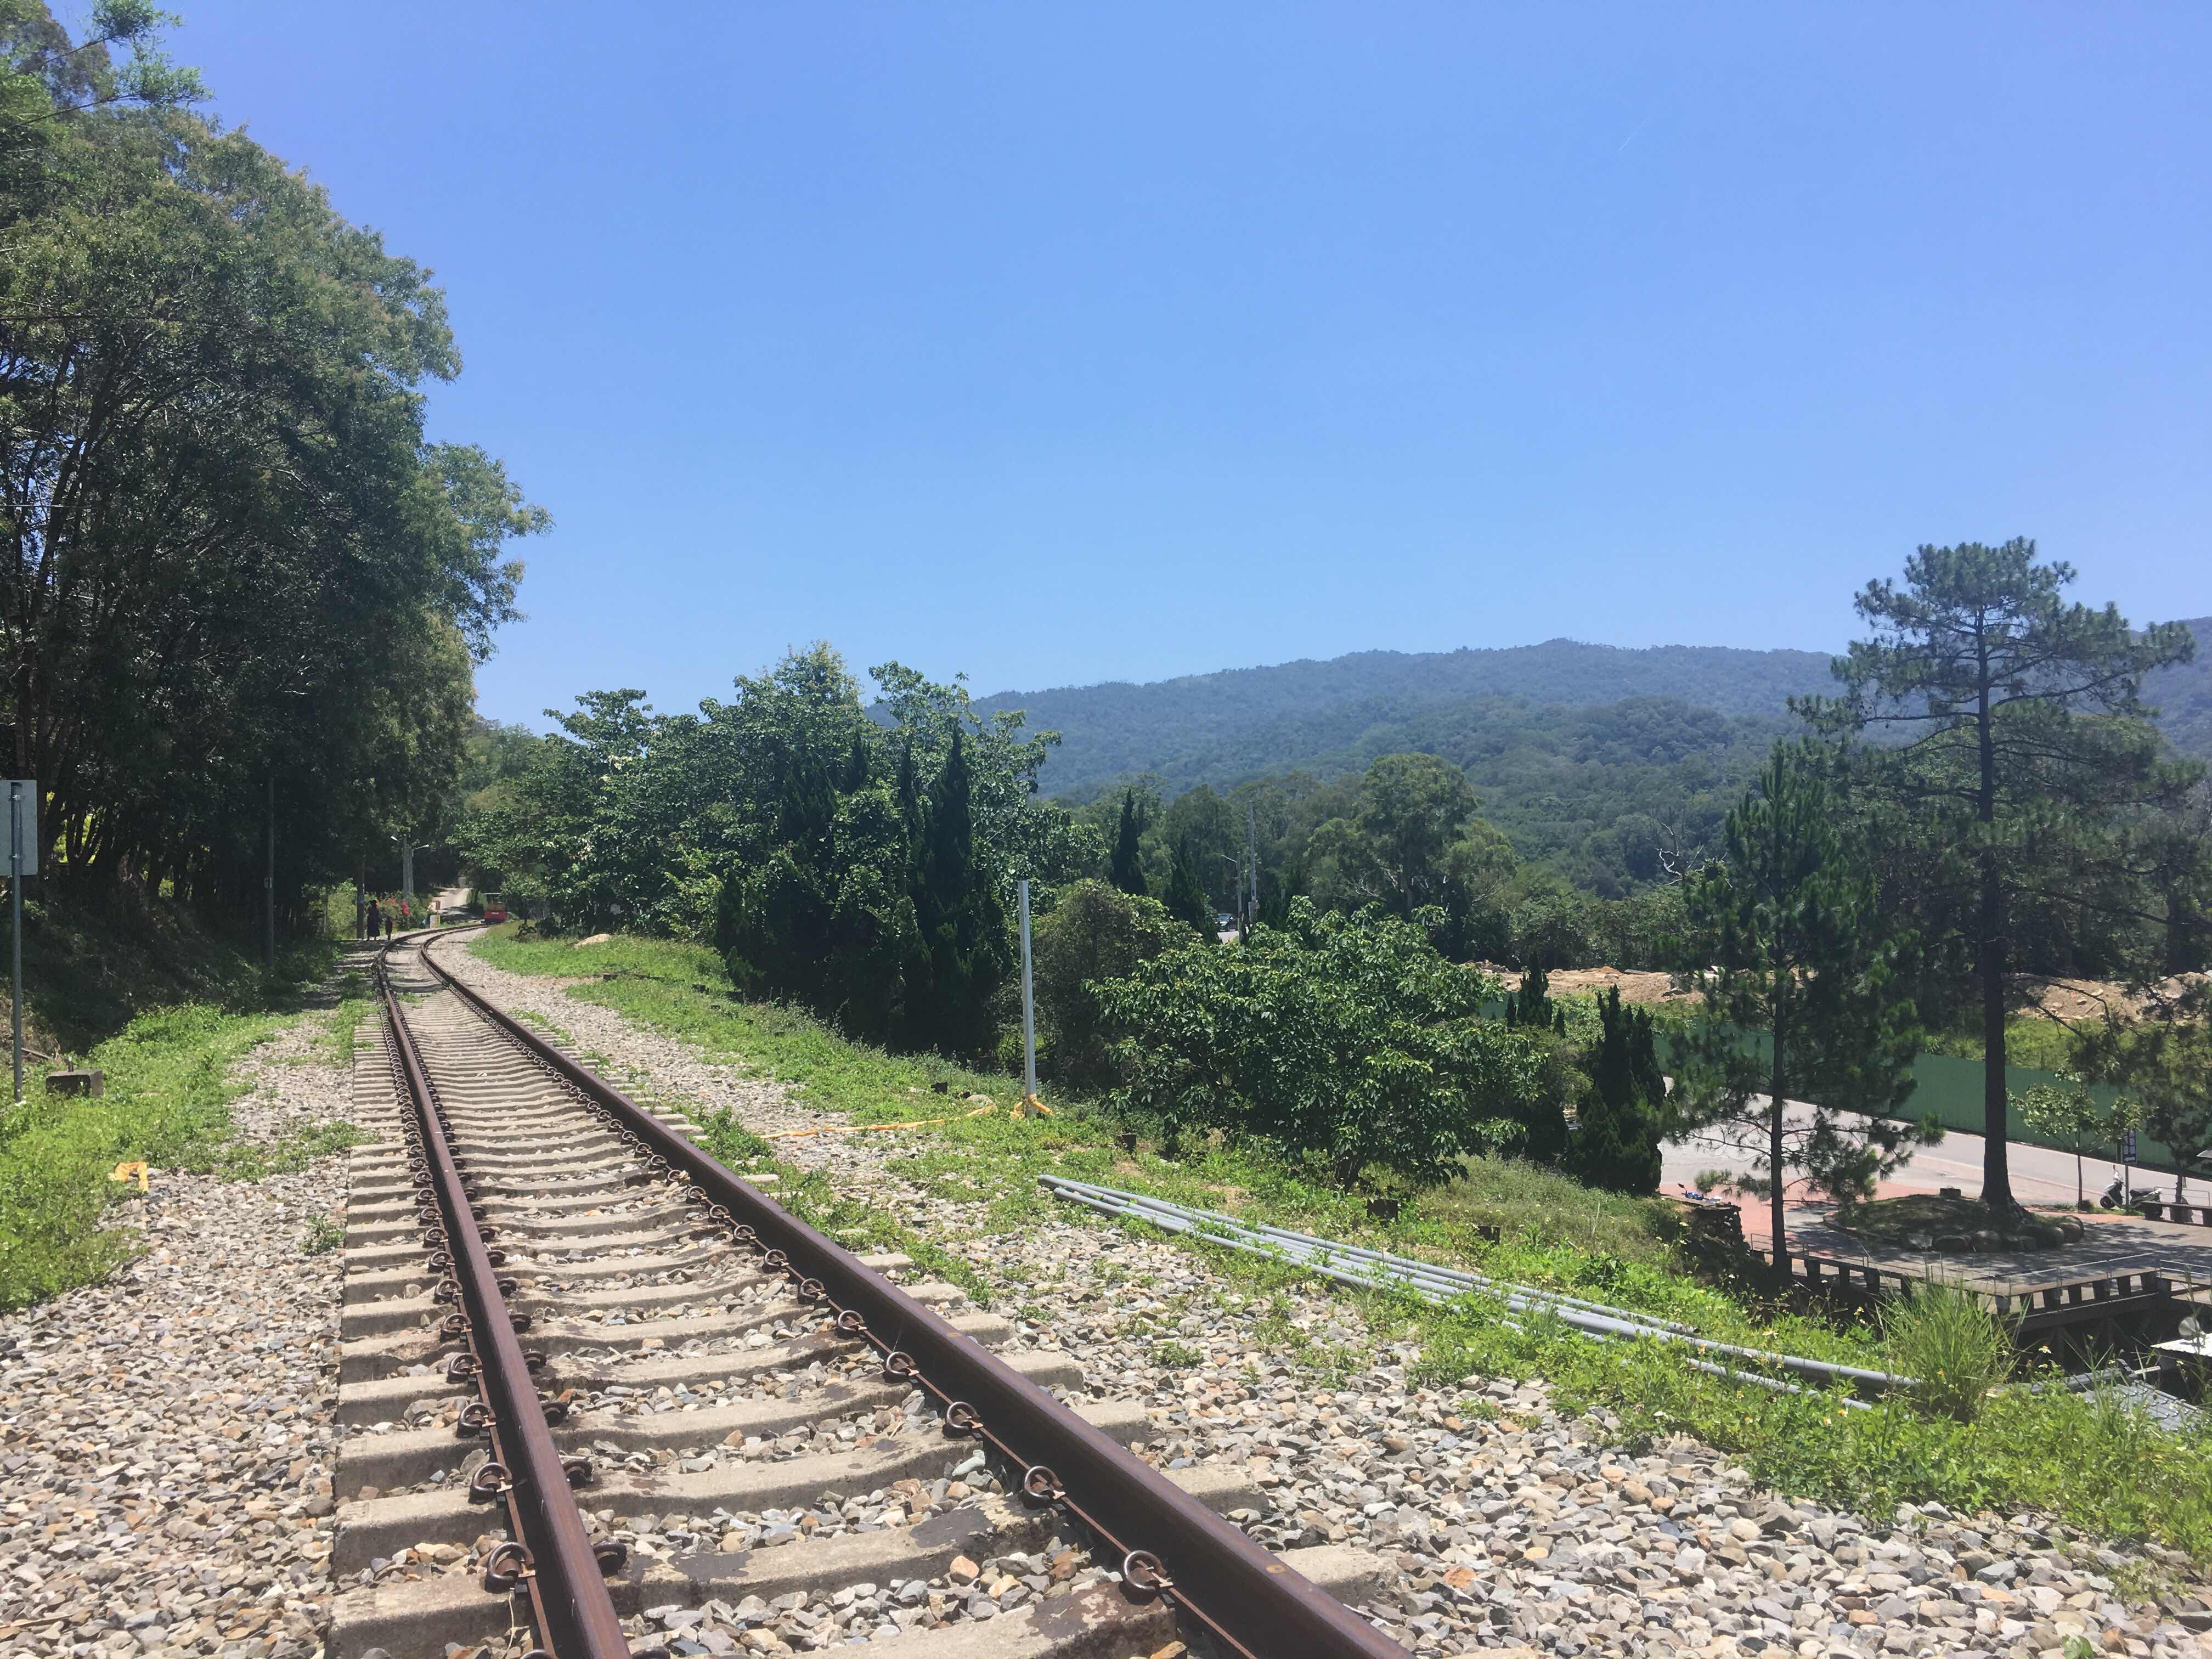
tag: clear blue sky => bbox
[170,2,2212,727]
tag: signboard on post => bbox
[7,781,35,875]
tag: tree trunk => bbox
[1978,859,2015,1211]
[1976,663,2016,1214]
[1769,1028,1789,1274]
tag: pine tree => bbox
[1805,540,2195,1211]
[906,729,1012,1059]
[1677,746,1926,1268]
[1504,963,1565,1036]
[1163,838,1216,939]
[1568,988,1664,1193]
[1110,789,1148,896]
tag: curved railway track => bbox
[329,930,1396,1658]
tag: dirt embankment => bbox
[1472,966,2210,1023]
[2019,974,2208,1025]
[1474,964,1702,1007]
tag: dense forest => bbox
[968,637,1847,797]
[975,627,2212,803]
[959,624,2212,904]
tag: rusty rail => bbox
[377,947,633,1658]
[419,931,1400,1659]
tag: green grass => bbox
[472,923,2212,1560]
[471,926,1023,1119]
[1881,1284,2016,1423]
[0,931,368,1310]
[1926,1015,2080,1073]
[0,1000,366,1308]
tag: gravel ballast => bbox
[0,1007,364,1659]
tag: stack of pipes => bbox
[1039,1174,1908,1408]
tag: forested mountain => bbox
[977,624,2212,803]
[973,639,1842,799]
[2143,617,2212,761]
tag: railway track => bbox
[329,930,1397,1658]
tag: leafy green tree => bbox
[1677,747,1928,1267]
[1310,753,1477,914]
[1109,789,1148,896]
[1805,540,2196,1211]
[2,1,202,160]
[1,5,540,923]
[1306,753,1519,956]
[1095,899,1560,1183]
[2012,1076,2124,1211]
[1028,879,1188,1086]
[1510,884,1595,971]
[1161,784,1241,912]
[2073,984,2212,1204]
[1569,988,1664,1193]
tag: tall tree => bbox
[1502,962,1567,1036]
[904,728,1012,1059]
[1161,838,1215,939]
[2,5,540,921]
[1310,753,1479,916]
[1109,788,1147,896]
[1568,987,1664,1194]
[1677,747,1927,1268]
[1804,540,2196,1211]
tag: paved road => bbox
[1662,1096,2212,1289]
[1662,1096,2200,1214]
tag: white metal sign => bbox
[5,781,35,876]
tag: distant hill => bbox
[2142,617,2212,761]
[974,639,1841,799]
[980,623,2212,801]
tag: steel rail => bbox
[420,933,1402,1659]
[378,946,633,1658]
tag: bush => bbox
[1095,899,1568,1183]
[1029,880,1189,1087]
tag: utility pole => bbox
[7,781,27,1103]
[1018,878,1039,1109]
[264,774,275,973]
[1245,799,1260,933]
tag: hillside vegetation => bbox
[972,623,2212,805]
[971,637,1842,798]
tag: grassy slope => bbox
[0,898,369,1310]
[472,925,2212,1560]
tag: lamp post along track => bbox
[337,929,1398,1658]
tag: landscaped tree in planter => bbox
[1802,540,2196,1212]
